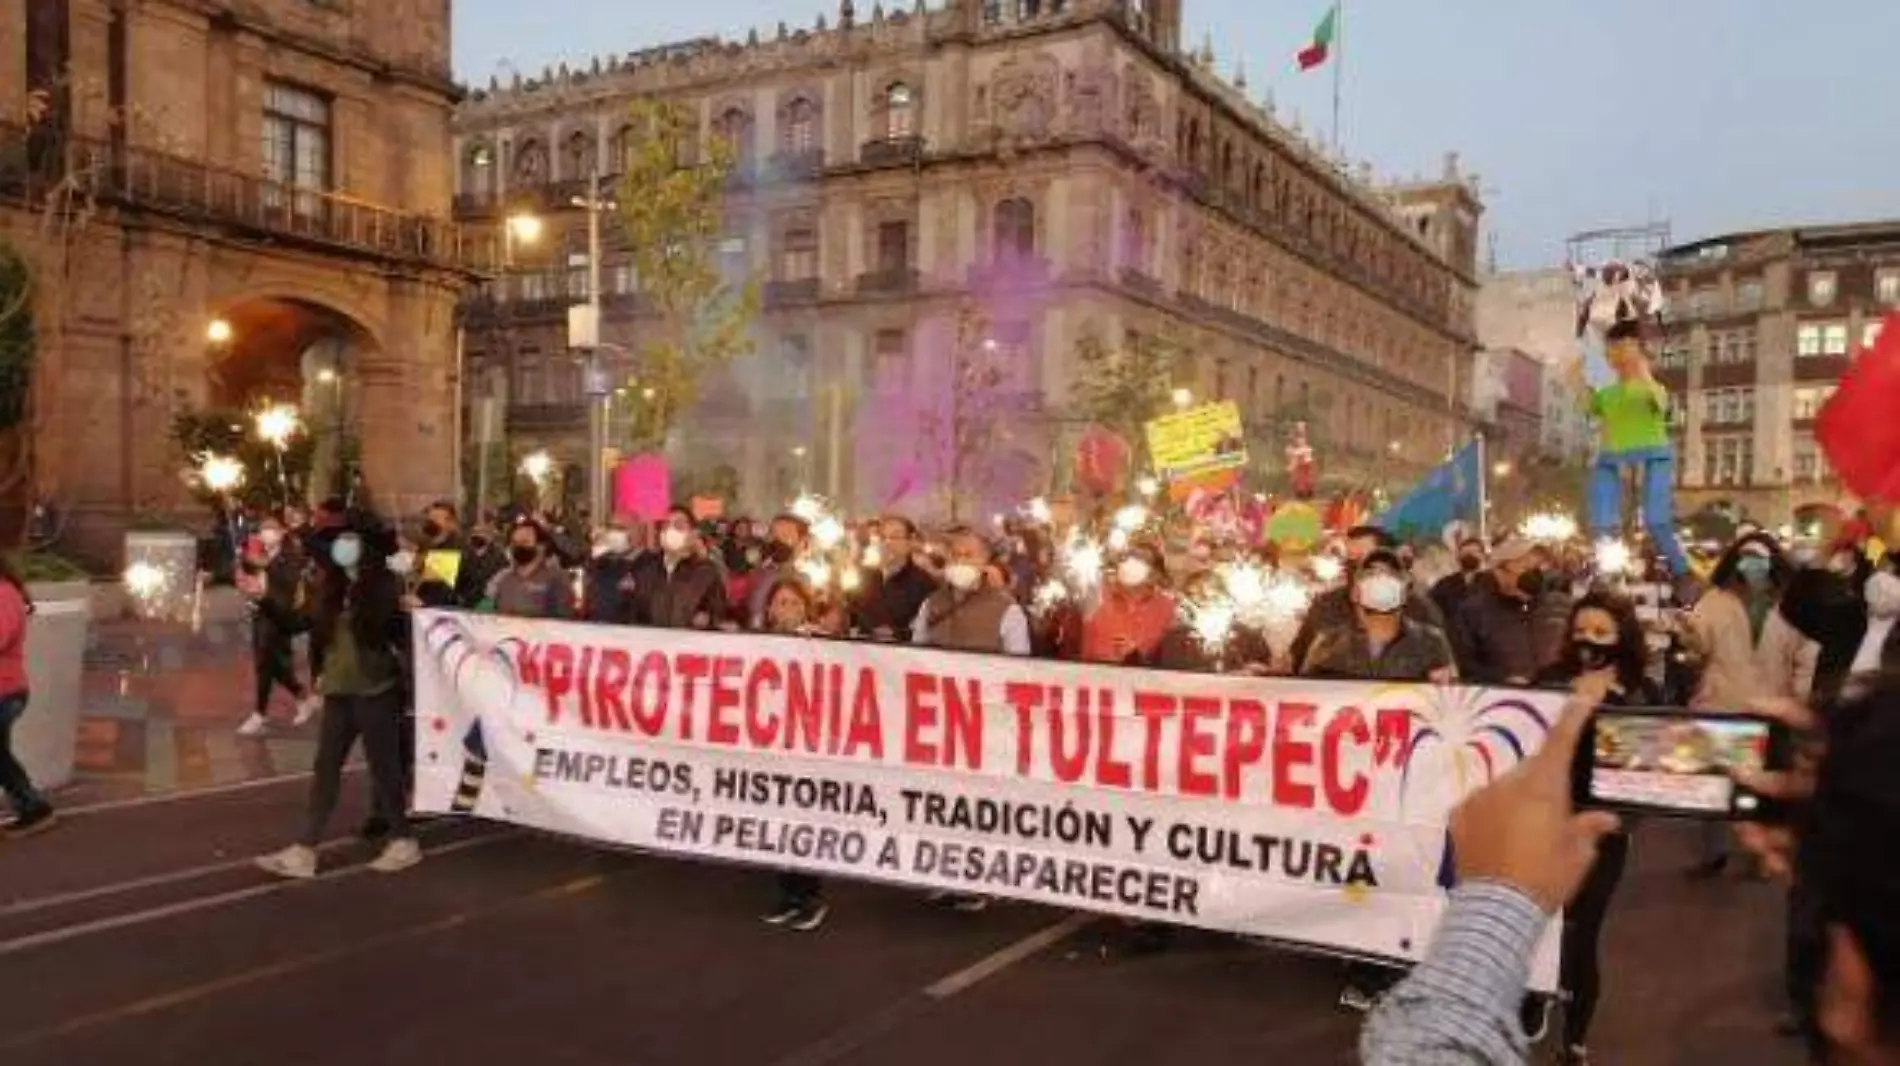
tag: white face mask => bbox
[944,562,982,591]
[1866,571,1900,619]
[1117,558,1152,588]
[1356,572,1407,614]
[604,530,632,555]
[387,550,415,576]
[659,526,690,554]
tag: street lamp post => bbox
[566,169,611,529]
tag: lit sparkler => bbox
[1182,595,1238,660]
[1112,504,1149,533]
[197,453,245,494]
[810,515,846,551]
[861,541,884,569]
[838,565,862,593]
[1025,497,1051,524]
[1105,528,1130,552]
[1135,475,1159,499]
[1520,511,1579,543]
[1032,578,1070,616]
[1062,530,1104,594]
[795,557,833,589]
[789,494,826,523]
[1310,555,1344,584]
[253,403,302,449]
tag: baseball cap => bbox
[1490,535,1542,565]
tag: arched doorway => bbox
[203,298,376,503]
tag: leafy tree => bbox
[917,304,1016,522]
[1067,327,1180,465]
[0,246,32,433]
[612,97,759,453]
[169,409,318,513]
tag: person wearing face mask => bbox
[1429,536,1488,636]
[746,513,811,629]
[237,517,321,738]
[852,516,940,641]
[485,519,577,619]
[628,508,728,630]
[580,524,640,624]
[1452,536,1558,686]
[1080,545,1176,665]
[1510,591,1659,1063]
[1302,549,1456,684]
[257,520,421,879]
[1678,532,1790,879]
[1291,526,1446,671]
[911,529,1032,657]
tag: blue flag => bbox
[1375,439,1482,541]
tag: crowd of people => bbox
[4,485,1900,1064]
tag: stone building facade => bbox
[452,0,1482,518]
[0,0,469,562]
[1657,222,1900,522]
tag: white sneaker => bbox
[293,695,323,727]
[256,844,318,880]
[236,712,270,738]
[368,837,423,874]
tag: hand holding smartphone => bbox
[1572,706,1793,820]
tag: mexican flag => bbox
[1296,5,1338,71]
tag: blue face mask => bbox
[1737,555,1772,585]
[331,535,363,570]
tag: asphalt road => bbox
[0,775,1804,1066]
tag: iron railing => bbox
[0,122,477,272]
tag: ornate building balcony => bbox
[0,122,475,272]
[855,267,919,296]
[858,135,925,168]
[506,402,587,433]
[762,276,821,307]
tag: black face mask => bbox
[1516,569,1548,597]
[469,536,491,553]
[420,520,444,541]
[509,545,540,567]
[1459,555,1482,572]
[1573,638,1618,673]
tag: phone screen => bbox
[1588,710,1774,816]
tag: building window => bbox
[884,83,917,139]
[875,220,910,273]
[1123,209,1148,273]
[993,197,1036,262]
[262,81,331,213]
[1797,324,1821,357]
[1793,386,1835,421]
[562,130,597,179]
[715,107,754,167]
[1705,435,1753,487]
[611,124,637,171]
[1736,279,1764,311]
[610,263,638,295]
[1808,271,1837,307]
[512,137,548,184]
[1866,320,1887,352]
[778,224,818,281]
[982,0,1005,25]
[460,141,495,199]
[1878,270,1900,306]
[782,96,819,155]
[872,329,908,393]
[1823,322,1849,355]
[1793,434,1829,484]
[1687,288,1718,318]
[512,348,543,405]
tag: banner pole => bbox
[1476,432,1489,546]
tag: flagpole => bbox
[1331,0,1345,152]
[1476,432,1490,546]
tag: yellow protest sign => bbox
[423,549,461,588]
[1144,401,1249,484]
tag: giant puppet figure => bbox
[1573,260,1691,575]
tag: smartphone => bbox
[1573,706,1792,820]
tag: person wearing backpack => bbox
[0,555,55,838]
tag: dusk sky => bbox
[452,1,1900,269]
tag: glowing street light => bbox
[1492,460,1514,478]
[506,212,543,244]
[205,318,233,345]
[519,449,554,484]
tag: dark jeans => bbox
[1559,831,1630,1047]
[0,691,50,817]
[251,615,305,714]
[1786,876,1825,1054]
[778,871,822,906]
[302,690,412,846]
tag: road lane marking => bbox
[57,765,363,816]
[0,872,610,1053]
[0,820,468,919]
[770,912,1094,1066]
[0,830,518,959]
[924,912,1092,998]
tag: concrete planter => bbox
[18,579,90,790]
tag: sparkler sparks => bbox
[1310,555,1344,584]
[1520,511,1579,543]
[1594,538,1641,578]
[123,560,167,600]
[197,453,245,494]
[789,494,826,523]
[253,403,302,449]
[1112,504,1149,533]
[861,542,884,569]
[810,515,846,551]
[795,557,832,589]
[1183,596,1238,657]
[1061,530,1104,594]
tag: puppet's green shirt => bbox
[1589,379,1670,453]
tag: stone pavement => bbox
[70,608,322,804]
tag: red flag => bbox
[1817,312,1900,503]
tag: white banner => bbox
[412,610,1564,987]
